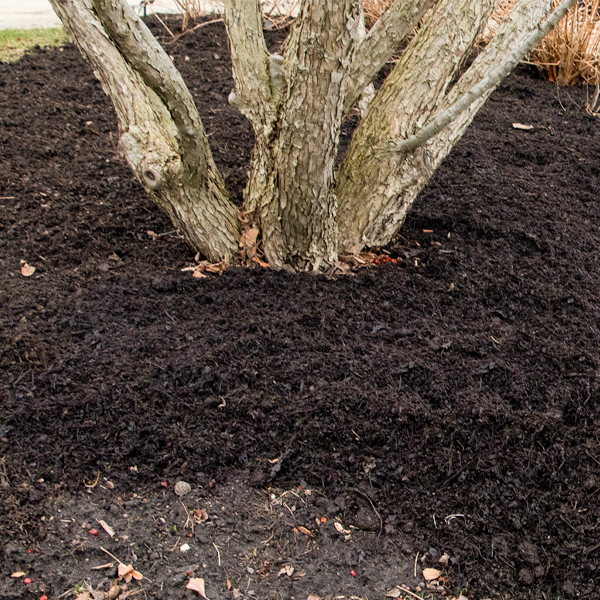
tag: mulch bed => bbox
[2,15,600,600]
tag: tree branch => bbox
[223,0,278,138]
[343,0,436,115]
[91,0,210,178]
[393,0,577,154]
[49,0,240,261]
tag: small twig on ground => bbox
[84,470,100,489]
[100,547,126,565]
[399,585,428,600]
[586,450,600,467]
[181,501,192,530]
[213,543,221,566]
[560,514,579,533]
[413,552,419,578]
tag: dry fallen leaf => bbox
[192,270,207,278]
[74,593,92,600]
[385,588,402,598]
[307,595,321,600]
[205,262,227,274]
[96,519,115,537]
[439,552,450,565]
[297,526,313,537]
[239,227,259,249]
[226,579,231,590]
[10,572,26,578]
[20,263,35,277]
[423,567,441,581]
[278,565,294,577]
[512,122,534,130]
[84,582,106,600]
[106,584,121,600]
[252,256,269,268]
[193,508,208,523]
[232,590,242,599]
[118,563,143,583]
[186,577,210,599]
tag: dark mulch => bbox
[2,16,600,600]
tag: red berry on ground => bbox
[40,595,48,600]
[24,578,32,585]
[350,570,357,577]
[89,528,100,537]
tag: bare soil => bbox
[2,16,600,600]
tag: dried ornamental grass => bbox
[532,0,600,85]
[363,0,392,28]
[480,0,600,85]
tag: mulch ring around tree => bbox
[2,15,600,600]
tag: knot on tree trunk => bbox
[142,166,162,190]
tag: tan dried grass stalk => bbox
[172,0,223,29]
[261,0,301,29]
[483,0,600,85]
[363,0,391,28]
[532,0,600,85]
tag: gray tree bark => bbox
[49,0,575,270]
[48,0,240,262]
[336,0,576,253]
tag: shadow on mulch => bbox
[2,15,600,600]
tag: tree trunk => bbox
[336,0,576,253]
[225,0,430,270]
[49,0,240,262]
[226,0,367,270]
[50,0,575,270]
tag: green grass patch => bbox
[0,27,67,63]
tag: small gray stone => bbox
[174,481,191,496]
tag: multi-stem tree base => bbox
[49,0,575,271]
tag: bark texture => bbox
[336,0,575,253]
[336,0,498,253]
[226,0,367,270]
[50,0,574,270]
[49,0,239,261]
